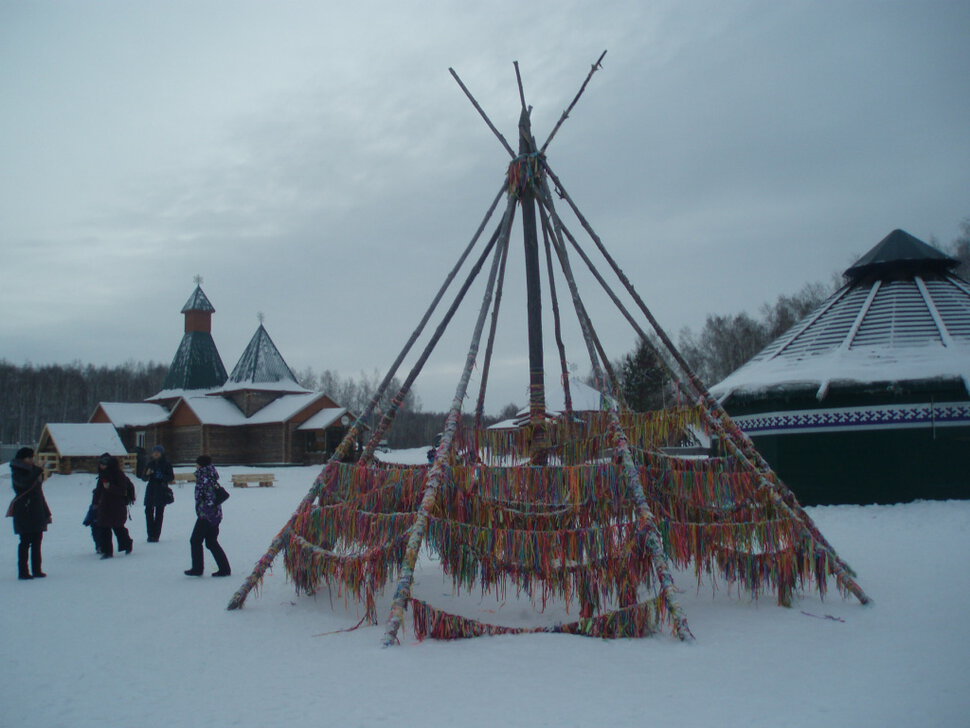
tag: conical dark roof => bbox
[844,229,958,282]
[161,331,228,390]
[711,230,970,400]
[227,324,299,386]
[181,285,216,313]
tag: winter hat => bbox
[98,453,112,466]
[152,445,165,455]
[196,455,212,467]
[15,447,34,460]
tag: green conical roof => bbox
[161,331,228,390]
[227,324,298,385]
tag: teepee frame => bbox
[227,52,870,645]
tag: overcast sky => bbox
[2,1,968,413]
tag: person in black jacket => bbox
[9,447,52,580]
[93,455,134,559]
[142,445,174,542]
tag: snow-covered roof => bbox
[40,423,128,457]
[711,344,970,400]
[181,285,216,313]
[146,387,221,403]
[94,402,170,427]
[297,407,349,431]
[513,377,604,418]
[487,417,518,430]
[179,393,325,426]
[712,231,970,400]
[224,324,301,389]
[486,378,605,430]
[217,379,310,395]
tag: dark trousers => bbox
[189,518,230,573]
[145,504,166,541]
[17,533,43,576]
[100,525,133,556]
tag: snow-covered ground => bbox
[2,460,968,728]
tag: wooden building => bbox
[88,402,170,452]
[35,423,134,474]
[711,230,970,505]
[91,285,359,466]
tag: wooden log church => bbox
[90,285,359,465]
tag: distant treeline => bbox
[0,358,503,450]
[0,360,168,445]
[292,367,513,448]
[6,222,966,447]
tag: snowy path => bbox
[2,465,968,728]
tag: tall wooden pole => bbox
[382,205,514,647]
[540,160,870,606]
[226,186,505,611]
[517,108,547,441]
[536,175,693,640]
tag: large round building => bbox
[710,229,970,505]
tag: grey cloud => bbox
[2,2,968,411]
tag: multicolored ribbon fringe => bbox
[277,411,845,640]
[410,597,663,640]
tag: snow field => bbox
[1,462,968,728]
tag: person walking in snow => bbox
[184,455,230,577]
[142,445,174,542]
[83,480,102,553]
[94,454,134,559]
[8,447,52,580]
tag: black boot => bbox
[18,540,32,579]
[31,536,45,577]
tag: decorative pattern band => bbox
[732,401,970,435]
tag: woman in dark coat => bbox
[142,445,174,542]
[9,447,51,580]
[93,455,134,559]
[184,455,230,577]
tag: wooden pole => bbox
[543,189,868,604]
[540,50,607,154]
[540,160,870,605]
[226,185,505,611]
[517,108,547,437]
[513,60,528,113]
[360,203,514,462]
[449,67,515,158]
[538,204,625,404]
[383,209,514,647]
[537,174,693,640]
[539,198,573,417]
[474,232,512,428]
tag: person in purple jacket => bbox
[184,455,230,577]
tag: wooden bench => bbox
[173,473,196,487]
[231,473,276,488]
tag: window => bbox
[136,431,147,449]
